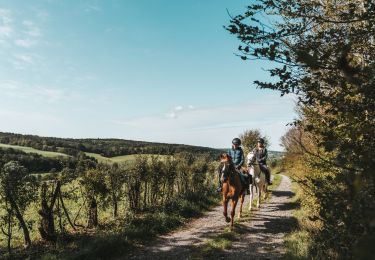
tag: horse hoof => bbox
[225,217,231,223]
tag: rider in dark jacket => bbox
[216,137,244,192]
[253,138,272,185]
[228,139,244,170]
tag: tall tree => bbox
[239,129,269,155]
[227,1,375,258]
[0,161,37,249]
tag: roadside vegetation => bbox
[0,142,220,259]
[228,1,375,258]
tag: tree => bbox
[80,168,108,228]
[0,201,14,254]
[239,129,269,154]
[38,181,61,242]
[227,1,375,258]
[103,163,125,218]
[0,161,37,249]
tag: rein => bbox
[220,161,237,182]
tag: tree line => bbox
[0,132,219,158]
[228,0,374,259]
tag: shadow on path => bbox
[127,175,297,260]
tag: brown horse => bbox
[219,153,246,229]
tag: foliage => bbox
[228,0,375,258]
[0,150,217,258]
[0,132,220,158]
[0,147,64,173]
[0,161,38,249]
[239,129,269,154]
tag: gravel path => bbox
[127,174,295,259]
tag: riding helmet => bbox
[258,138,265,144]
[232,138,241,145]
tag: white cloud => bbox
[22,20,42,37]
[33,8,49,19]
[0,25,12,38]
[0,9,43,50]
[0,9,13,39]
[165,105,197,119]
[112,94,297,150]
[85,4,101,12]
[14,38,37,48]
[14,53,35,64]
[174,105,183,111]
[0,80,74,103]
[10,52,43,69]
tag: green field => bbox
[0,143,69,158]
[84,152,170,163]
[0,143,169,163]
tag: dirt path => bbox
[127,174,296,259]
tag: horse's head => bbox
[220,152,232,163]
[219,153,235,182]
[246,151,256,165]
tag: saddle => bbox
[238,170,252,187]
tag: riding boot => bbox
[216,173,222,192]
[260,164,272,185]
[265,170,272,185]
[245,173,251,194]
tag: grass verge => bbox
[282,177,312,260]
[29,191,221,260]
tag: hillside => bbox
[0,132,221,158]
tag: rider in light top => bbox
[216,137,244,192]
[253,138,272,185]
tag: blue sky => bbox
[0,0,296,151]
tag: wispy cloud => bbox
[112,94,297,150]
[14,38,37,48]
[23,20,42,37]
[84,4,101,12]
[0,9,13,39]
[0,80,75,103]
[165,105,195,118]
[10,52,43,69]
[14,20,43,48]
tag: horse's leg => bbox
[257,185,261,208]
[223,197,230,222]
[264,184,268,199]
[230,198,238,229]
[248,184,253,211]
[238,192,245,219]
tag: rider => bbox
[216,137,245,192]
[253,138,272,185]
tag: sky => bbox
[0,0,297,151]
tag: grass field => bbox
[0,143,168,163]
[0,143,69,158]
[84,152,171,164]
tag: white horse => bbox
[246,151,268,210]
